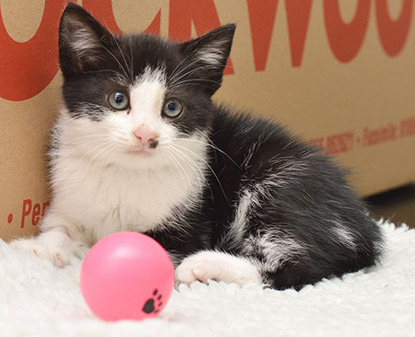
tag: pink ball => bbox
[80,232,175,321]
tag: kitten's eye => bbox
[163,99,183,118]
[108,91,129,110]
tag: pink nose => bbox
[133,127,159,148]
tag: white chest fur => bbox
[51,152,204,242]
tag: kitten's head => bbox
[58,3,235,169]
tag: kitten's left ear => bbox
[179,24,236,95]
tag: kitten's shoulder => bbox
[212,105,287,139]
[211,104,315,157]
[210,104,347,184]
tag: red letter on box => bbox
[0,0,66,101]
[20,199,32,229]
[32,203,41,226]
[285,0,312,67]
[323,0,370,63]
[247,0,279,71]
[375,0,412,57]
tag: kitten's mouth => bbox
[126,148,153,157]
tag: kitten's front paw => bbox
[176,255,223,285]
[175,251,262,287]
[10,237,71,268]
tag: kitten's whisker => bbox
[171,144,228,203]
[169,65,202,87]
[170,137,241,170]
[168,146,205,186]
[166,152,192,189]
[175,78,222,86]
[100,44,130,82]
[111,34,133,82]
[81,138,115,161]
[82,69,128,80]
[205,136,241,169]
[174,144,229,194]
[174,84,214,91]
[169,49,199,78]
[101,143,120,170]
[65,133,105,143]
[170,52,234,87]
[62,135,113,158]
[171,77,223,91]
[79,138,118,171]
[168,145,213,201]
[129,39,135,82]
[169,58,207,86]
[90,145,115,174]
[89,142,118,173]
[168,53,200,84]
[170,59,225,87]
[171,78,223,93]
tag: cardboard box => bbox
[1,0,414,241]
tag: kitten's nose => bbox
[133,127,159,149]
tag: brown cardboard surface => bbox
[0,77,60,241]
[1,0,414,241]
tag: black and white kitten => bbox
[11,3,383,290]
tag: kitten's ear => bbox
[179,24,236,95]
[59,3,114,79]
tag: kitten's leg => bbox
[214,185,381,290]
[10,210,88,267]
[175,250,262,286]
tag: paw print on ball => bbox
[142,289,163,314]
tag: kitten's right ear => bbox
[59,3,113,79]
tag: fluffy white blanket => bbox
[1,221,414,337]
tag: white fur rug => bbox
[1,221,414,337]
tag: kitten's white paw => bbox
[176,256,224,285]
[175,251,262,286]
[10,237,70,268]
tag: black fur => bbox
[58,4,383,290]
